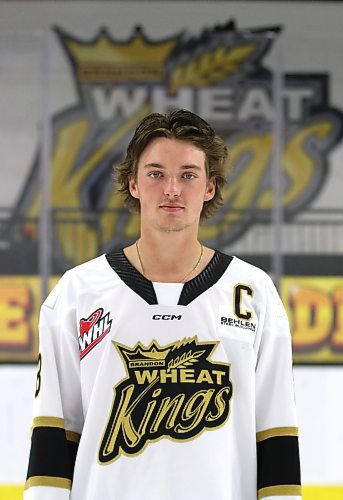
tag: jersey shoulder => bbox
[225,254,273,286]
[43,254,117,310]
[66,254,110,276]
[229,256,288,320]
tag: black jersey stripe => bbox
[105,249,233,305]
[31,416,81,443]
[26,426,79,489]
[106,250,158,304]
[179,251,233,305]
[257,434,301,492]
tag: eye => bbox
[148,171,163,179]
[182,172,196,180]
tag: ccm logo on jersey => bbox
[79,308,112,359]
[152,315,182,320]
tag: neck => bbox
[136,227,204,283]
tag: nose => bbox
[163,176,181,197]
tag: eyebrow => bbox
[143,163,203,170]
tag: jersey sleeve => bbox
[24,272,83,500]
[255,275,301,500]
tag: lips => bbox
[160,204,184,212]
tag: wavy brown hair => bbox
[114,109,229,220]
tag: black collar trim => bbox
[179,251,233,305]
[106,250,158,305]
[105,250,233,305]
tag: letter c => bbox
[234,284,253,320]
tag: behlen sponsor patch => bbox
[79,308,112,359]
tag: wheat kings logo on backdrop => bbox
[99,336,232,464]
[11,20,343,269]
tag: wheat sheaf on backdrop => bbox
[168,43,257,94]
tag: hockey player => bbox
[25,109,301,499]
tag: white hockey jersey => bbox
[25,250,301,500]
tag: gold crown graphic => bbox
[124,346,170,362]
[58,27,179,83]
[116,341,171,363]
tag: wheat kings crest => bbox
[99,336,233,464]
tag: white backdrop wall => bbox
[0,0,343,487]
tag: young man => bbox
[25,110,301,500]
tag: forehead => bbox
[138,137,206,168]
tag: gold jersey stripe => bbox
[32,416,65,429]
[66,430,81,443]
[31,416,81,442]
[258,484,302,498]
[24,476,71,490]
[256,426,299,442]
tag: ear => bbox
[204,177,216,202]
[129,177,140,199]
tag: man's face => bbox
[129,137,216,233]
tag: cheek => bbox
[187,189,210,211]
[134,179,161,204]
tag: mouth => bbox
[159,204,185,212]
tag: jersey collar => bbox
[105,249,233,305]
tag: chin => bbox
[156,222,189,233]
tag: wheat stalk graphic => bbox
[167,350,205,372]
[168,43,256,94]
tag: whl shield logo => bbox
[99,336,232,464]
[14,20,343,267]
[79,308,112,359]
